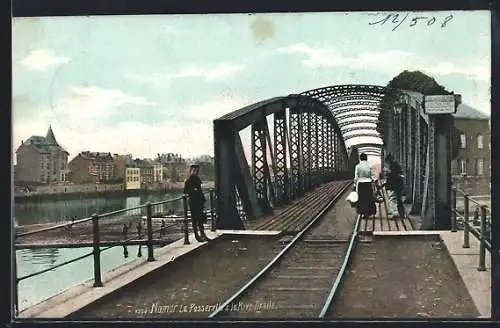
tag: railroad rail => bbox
[208,181,361,318]
[255,181,352,232]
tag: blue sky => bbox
[12,11,490,162]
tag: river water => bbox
[14,191,183,313]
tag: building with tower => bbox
[15,126,69,184]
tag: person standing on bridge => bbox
[354,153,377,219]
[184,164,210,242]
[383,154,406,219]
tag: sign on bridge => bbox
[424,94,459,114]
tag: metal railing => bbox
[13,189,216,316]
[450,185,491,272]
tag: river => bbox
[14,191,185,226]
[14,191,184,313]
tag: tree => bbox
[377,70,456,157]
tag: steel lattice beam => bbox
[332,106,380,116]
[302,111,312,192]
[335,112,379,121]
[329,101,381,110]
[341,125,379,134]
[251,119,270,213]
[343,131,381,140]
[273,110,288,205]
[338,119,379,128]
[289,109,302,199]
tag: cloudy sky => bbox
[12,11,490,163]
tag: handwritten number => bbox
[409,16,427,27]
[368,14,392,25]
[369,12,453,30]
[441,14,453,27]
[392,13,409,31]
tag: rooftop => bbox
[16,126,69,154]
[454,103,489,120]
[79,151,114,160]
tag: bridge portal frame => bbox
[213,95,350,230]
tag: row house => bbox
[125,167,141,190]
[451,103,490,196]
[145,158,164,182]
[68,151,115,183]
[15,126,69,184]
[134,159,154,185]
[124,159,158,190]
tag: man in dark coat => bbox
[383,154,406,219]
[184,164,210,242]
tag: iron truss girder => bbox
[354,142,384,148]
[357,146,382,152]
[341,125,378,134]
[338,119,380,128]
[358,148,382,153]
[273,111,288,205]
[335,112,379,121]
[332,106,380,116]
[301,85,386,100]
[343,131,381,140]
[321,95,382,103]
[329,101,381,110]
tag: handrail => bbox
[14,188,217,316]
[451,185,490,272]
[16,194,187,238]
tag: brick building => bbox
[451,104,490,195]
[69,151,115,183]
[15,126,69,184]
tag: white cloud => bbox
[129,62,244,85]
[13,93,249,162]
[53,85,157,121]
[172,63,244,81]
[277,42,489,83]
[422,60,489,83]
[124,72,172,86]
[19,49,69,71]
[181,94,250,121]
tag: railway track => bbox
[208,181,361,318]
[256,181,352,233]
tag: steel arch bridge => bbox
[213,85,456,230]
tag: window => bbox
[477,134,484,149]
[460,159,467,175]
[476,158,484,176]
[460,134,467,149]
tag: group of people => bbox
[184,151,407,241]
[353,152,406,220]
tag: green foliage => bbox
[377,70,453,142]
[386,70,451,95]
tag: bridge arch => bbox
[214,94,350,229]
[214,85,457,230]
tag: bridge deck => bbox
[17,181,488,319]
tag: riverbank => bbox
[15,181,215,203]
[15,216,187,246]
